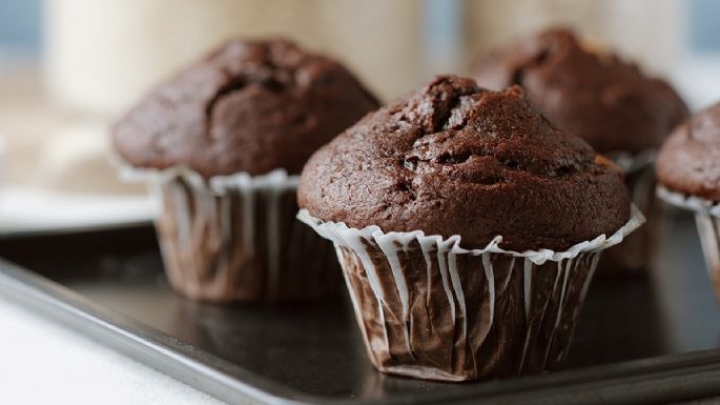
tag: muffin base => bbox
[598,151,660,275]
[298,207,643,381]
[123,166,340,303]
[658,186,720,299]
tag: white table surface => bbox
[0,186,231,405]
[0,293,228,405]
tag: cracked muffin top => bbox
[112,38,379,178]
[473,28,689,154]
[298,76,631,251]
[657,102,720,201]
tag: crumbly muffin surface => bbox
[657,102,720,201]
[113,38,379,177]
[299,76,630,251]
[474,28,689,154]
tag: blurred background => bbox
[0,0,719,231]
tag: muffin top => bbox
[473,28,689,154]
[112,38,379,178]
[298,76,631,251]
[657,102,720,200]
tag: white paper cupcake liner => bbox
[657,185,720,296]
[117,162,339,303]
[606,150,656,175]
[599,150,660,274]
[297,206,644,381]
[656,185,720,216]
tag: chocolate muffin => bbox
[474,28,689,274]
[298,76,641,381]
[657,102,720,300]
[114,38,378,177]
[657,102,720,200]
[473,28,688,154]
[112,38,379,303]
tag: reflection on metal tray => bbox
[0,210,720,404]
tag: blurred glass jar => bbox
[44,0,423,116]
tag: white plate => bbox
[0,186,154,235]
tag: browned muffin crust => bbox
[299,76,631,251]
[112,38,379,178]
[474,28,689,154]
[657,102,720,201]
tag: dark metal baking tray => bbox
[1,211,720,405]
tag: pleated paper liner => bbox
[599,150,659,275]
[658,185,720,299]
[298,206,644,381]
[118,164,341,304]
